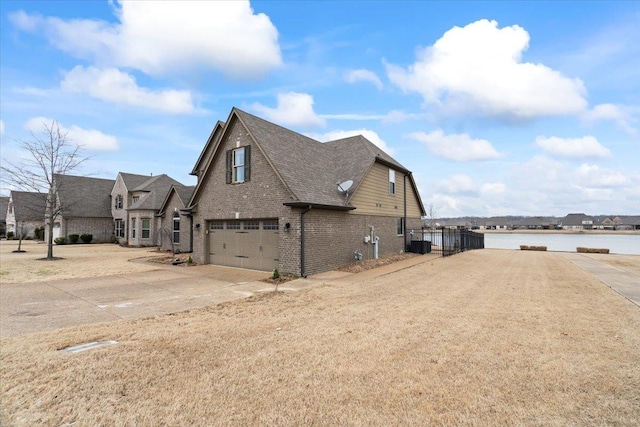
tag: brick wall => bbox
[62,217,114,243]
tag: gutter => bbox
[300,205,312,278]
[404,172,408,252]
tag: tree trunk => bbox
[47,188,55,259]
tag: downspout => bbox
[188,214,194,253]
[404,173,408,252]
[300,205,312,278]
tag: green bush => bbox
[110,234,119,244]
[80,234,93,244]
[272,268,280,280]
[54,237,66,245]
[68,234,79,244]
[187,256,193,264]
[7,231,14,239]
[34,227,45,241]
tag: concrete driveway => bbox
[0,263,315,337]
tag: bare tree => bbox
[1,120,88,259]
[426,203,438,230]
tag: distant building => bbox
[561,213,594,230]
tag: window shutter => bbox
[245,145,251,182]
[225,150,232,184]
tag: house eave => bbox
[283,201,356,211]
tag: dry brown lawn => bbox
[1,250,639,426]
[0,240,160,284]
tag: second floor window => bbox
[115,195,123,209]
[389,169,396,195]
[226,146,251,184]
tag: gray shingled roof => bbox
[191,121,225,176]
[55,174,115,218]
[0,197,8,221]
[118,172,152,191]
[561,213,594,226]
[128,174,183,211]
[234,109,412,208]
[159,184,196,215]
[10,191,47,221]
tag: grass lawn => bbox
[1,250,639,425]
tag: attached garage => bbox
[207,219,279,271]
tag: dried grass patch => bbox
[338,252,420,273]
[1,250,639,426]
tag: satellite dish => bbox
[337,180,353,195]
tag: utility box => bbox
[410,240,431,254]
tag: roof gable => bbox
[128,174,184,211]
[115,172,151,192]
[10,191,47,220]
[191,121,225,176]
[159,184,196,215]
[0,197,9,221]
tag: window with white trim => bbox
[131,218,136,239]
[142,218,150,239]
[172,212,180,244]
[115,219,125,238]
[226,146,251,184]
[115,195,123,209]
[389,169,396,195]
[396,217,404,236]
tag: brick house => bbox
[111,172,184,246]
[157,184,195,253]
[45,174,116,243]
[5,191,46,238]
[0,196,8,237]
[186,108,425,276]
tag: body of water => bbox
[484,233,640,255]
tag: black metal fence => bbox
[407,227,484,257]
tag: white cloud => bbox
[435,174,477,194]
[582,104,637,135]
[61,66,195,114]
[535,135,611,159]
[0,120,4,135]
[481,182,506,194]
[344,69,383,89]
[251,92,325,128]
[24,117,119,151]
[10,1,281,78]
[575,164,628,188]
[407,129,500,161]
[386,19,587,120]
[313,129,394,156]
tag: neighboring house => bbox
[5,191,46,238]
[0,196,8,237]
[484,217,511,230]
[441,219,471,230]
[186,108,425,276]
[45,174,116,243]
[514,216,559,230]
[561,213,594,230]
[111,173,184,246]
[158,184,196,253]
[617,216,640,230]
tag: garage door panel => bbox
[207,220,279,272]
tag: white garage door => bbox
[207,219,279,271]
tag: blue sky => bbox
[1,1,638,217]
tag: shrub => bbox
[34,227,45,241]
[110,234,119,244]
[272,268,280,280]
[68,234,79,244]
[7,231,14,239]
[54,237,66,245]
[80,234,93,244]
[187,256,193,264]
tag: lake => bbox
[484,233,640,255]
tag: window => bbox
[226,146,251,184]
[263,220,279,230]
[115,195,123,209]
[173,212,180,244]
[396,218,404,236]
[226,221,240,230]
[389,169,396,195]
[244,221,259,230]
[131,218,136,239]
[142,218,150,239]
[210,221,223,230]
[132,195,140,203]
[115,219,125,238]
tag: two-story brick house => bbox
[186,108,425,276]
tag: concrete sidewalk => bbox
[561,252,640,306]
